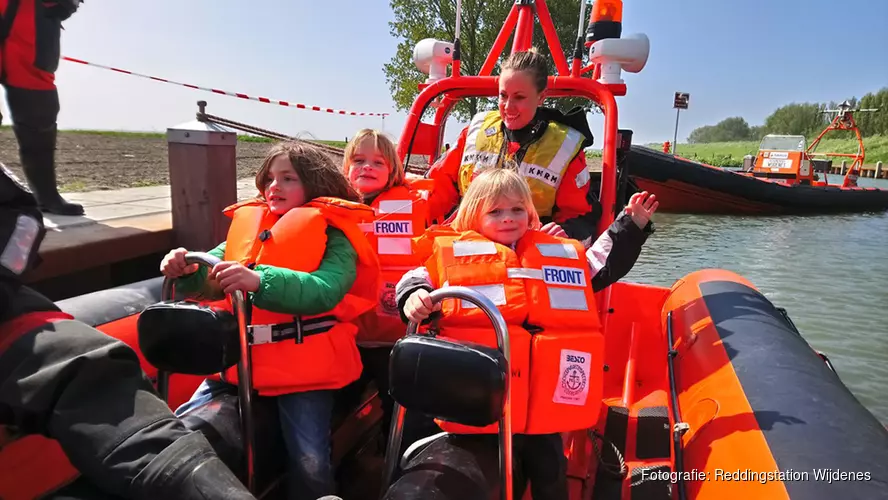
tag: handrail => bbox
[160,251,256,493]
[381,286,513,500]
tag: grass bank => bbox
[647,135,888,168]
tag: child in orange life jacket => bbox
[159,141,379,500]
[396,168,657,500]
[341,128,442,447]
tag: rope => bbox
[198,112,428,175]
[201,112,293,141]
[199,112,346,158]
[62,56,389,117]
[588,428,628,479]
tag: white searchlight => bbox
[588,33,650,85]
[413,38,454,84]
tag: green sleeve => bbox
[250,227,358,315]
[173,242,227,297]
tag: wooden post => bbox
[167,102,238,251]
[840,160,847,175]
[876,161,883,179]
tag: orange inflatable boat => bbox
[3,1,887,499]
[382,270,888,500]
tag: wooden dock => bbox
[827,162,886,179]
[25,179,259,300]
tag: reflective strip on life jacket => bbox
[507,267,589,311]
[249,315,337,345]
[453,239,497,256]
[358,219,414,256]
[443,266,589,312]
[536,242,579,259]
[444,239,590,313]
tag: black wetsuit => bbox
[0,164,255,499]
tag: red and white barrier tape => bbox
[61,56,390,117]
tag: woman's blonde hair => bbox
[343,129,405,192]
[255,141,361,202]
[451,168,541,232]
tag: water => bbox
[623,177,888,424]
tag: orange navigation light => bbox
[586,0,623,46]
[591,0,623,22]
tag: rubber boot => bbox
[129,431,256,500]
[13,123,84,216]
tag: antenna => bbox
[453,0,462,77]
[571,0,590,76]
[807,99,880,188]
[820,99,880,115]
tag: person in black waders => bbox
[0,164,258,498]
[0,0,84,215]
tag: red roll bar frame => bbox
[395,0,628,236]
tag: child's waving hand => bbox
[625,191,659,229]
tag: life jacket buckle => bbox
[250,324,273,345]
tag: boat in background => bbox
[626,102,888,214]
[3,2,888,500]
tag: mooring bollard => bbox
[167,101,238,251]
[876,161,883,179]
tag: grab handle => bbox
[381,286,513,500]
[160,252,255,493]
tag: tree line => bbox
[688,87,888,144]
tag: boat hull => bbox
[4,272,887,499]
[663,269,888,499]
[626,146,888,214]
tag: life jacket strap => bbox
[249,315,337,345]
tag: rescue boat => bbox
[3,1,888,499]
[626,103,888,214]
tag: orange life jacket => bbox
[418,227,604,435]
[211,197,380,396]
[356,179,434,346]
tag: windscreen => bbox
[759,135,806,152]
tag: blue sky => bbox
[16,0,888,148]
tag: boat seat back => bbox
[137,300,240,375]
[389,335,506,428]
[811,158,833,173]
